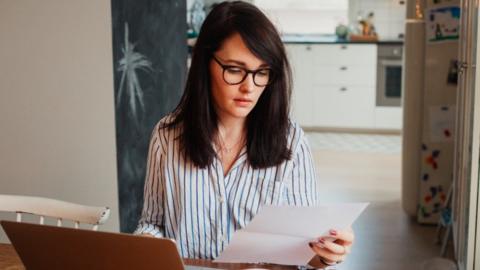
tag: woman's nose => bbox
[240,73,255,93]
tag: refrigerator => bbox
[402,0,460,224]
[403,0,480,268]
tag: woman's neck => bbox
[216,115,247,175]
[217,116,246,142]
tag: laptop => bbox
[1,220,219,270]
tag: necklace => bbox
[221,138,244,153]
[217,132,245,155]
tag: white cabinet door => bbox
[286,44,315,126]
[374,107,403,129]
[312,85,376,128]
[312,65,376,86]
[310,44,377,66]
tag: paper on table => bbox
[214,203,369,266]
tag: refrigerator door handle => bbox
[458,61,468,74]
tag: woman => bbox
[135,1,354,268]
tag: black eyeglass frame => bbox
[212,55,273,87]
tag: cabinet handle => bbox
[340,45,348,50]
[306,45,312,51]
[340,66,348,71]
[340,87,347,91]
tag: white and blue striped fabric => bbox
[134,115,318,259]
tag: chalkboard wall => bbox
[111,0,187,232]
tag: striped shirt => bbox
[134,115,318,259]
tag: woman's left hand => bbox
[308,227,354,266]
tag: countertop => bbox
[187,34,403,54]
[281,34,403,45]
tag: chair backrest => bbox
[0,194,110,231]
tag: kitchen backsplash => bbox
[256,0,406,38]
[349,0,406,39]
[254,0,349,35]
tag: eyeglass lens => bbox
[223,67,271,86]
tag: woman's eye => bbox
[226,68,243,74]
[257,70,270,77]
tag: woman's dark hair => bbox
[167,1,292,169]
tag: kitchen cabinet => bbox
[287,44,315,126]
[374,107,403,129]
[312,85,376,128]
[286,43,377,129]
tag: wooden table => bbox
[0,243,298,269]
[0,244,23,270]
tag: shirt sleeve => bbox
[133,123,165,237]
[282,125,318,206]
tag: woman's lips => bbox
[234,98,252,107]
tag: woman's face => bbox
[210,33,269,121]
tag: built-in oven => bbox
[376,44,403,107]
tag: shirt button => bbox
[218,195,224,203]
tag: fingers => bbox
[329,228,355,244]
[309,241,346,263]
[318,238,346,254]
[308,228,355,264]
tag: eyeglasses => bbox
[212,55,273,87]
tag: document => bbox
[214,203,368,266]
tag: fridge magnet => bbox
[430,185,447,202]
[429,106,456,142]
[419,205,431,218]
[424,149,440,169]
[430,186,438,198]
[426,6,460,43]
[422,143,428,151]
[447,59,458,85]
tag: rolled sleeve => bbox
[134,222,164,238]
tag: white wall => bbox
[0,0,119,241]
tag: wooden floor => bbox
[312,149,442,270]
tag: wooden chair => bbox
[0,194,110,231]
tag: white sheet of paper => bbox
[214,203,369,266]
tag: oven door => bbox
[376,59,403,107]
